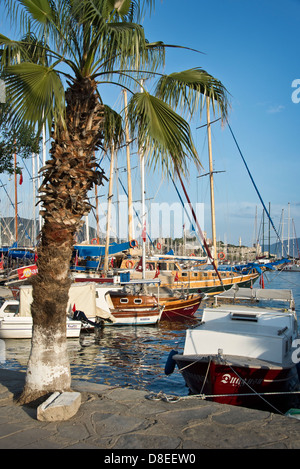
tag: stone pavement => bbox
[1,369,300,451]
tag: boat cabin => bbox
[183,288,298,366]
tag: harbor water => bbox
[1,270,300,400]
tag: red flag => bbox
[72,304,76,312]
[174,271,179,282]
[135,257,143,272]
[142,220,146,243]
[154,266,160,279]
[19,172,23,185]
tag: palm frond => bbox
[4,62,65,132]
[155,67,229,120]
[128,91,201,175]
[102,104,125,150]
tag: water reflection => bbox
[0,315,201,396]
[70,315,201,394]
[1,271,300,397]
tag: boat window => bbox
[120,298,129,304]
[4,304,19,315]
[158,262,167,271]
[181,272,188,277]
[134,298,142,304]
[192,273,198,277]
[230,313,258,322]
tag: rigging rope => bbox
[226,121,287,257]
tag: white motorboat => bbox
[167,287,300,412]
[0,315,82,339]
[0,284,95,339]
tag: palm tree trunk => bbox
[19,78,105,404]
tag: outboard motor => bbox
[73,310,102,328]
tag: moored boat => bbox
[0,283,101,339]
[168,287,300,412]
[94,280,164,326]
[126,256,260,296]
[106,290,163,326]
[93,281,201,325]
[160,293,202,320]
[0,316,81,339]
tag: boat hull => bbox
[0,317,82,339]
[105,291,162,326]
[174,354,299,412]
[173,272,259,295]
[160,294,202,320]
[106,307,162,326]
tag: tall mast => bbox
[123,90,134,243]
[140,141,146,279]
[104,144,115,272]
[139,80,146,279]
[268,202,271,258]
[32,153,36,246]
[206,96,217,265]
[14,150,18,244]
[288,202,290,257]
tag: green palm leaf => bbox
[4,62,65,131]
[103,104,124,149]
[128,91,200,174]
[156,67,229,120]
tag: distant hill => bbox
[0,217,98,247]
[269,237,300,257]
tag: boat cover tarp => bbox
[217,286,293,303]
[0,247,35,259]
[73,240,137,258]
[18,282,98,318]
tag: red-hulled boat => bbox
[160,293,202,320]
[169,287,300,412]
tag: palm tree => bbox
[0,0,228,404]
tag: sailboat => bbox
[127,97,260,295]
[72,95,260,298]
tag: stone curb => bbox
[37,391,82,421]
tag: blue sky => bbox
[140,0,300,247]
[0,0,299,249]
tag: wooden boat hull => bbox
[106,291,163,326]
[173,354,299,412]
[72,258,260,297]
[160,294,202,320]
[107,307,162,326]
[168,271,259,296]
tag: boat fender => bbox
[164,350,178,375]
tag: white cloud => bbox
[266,105,285,114]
